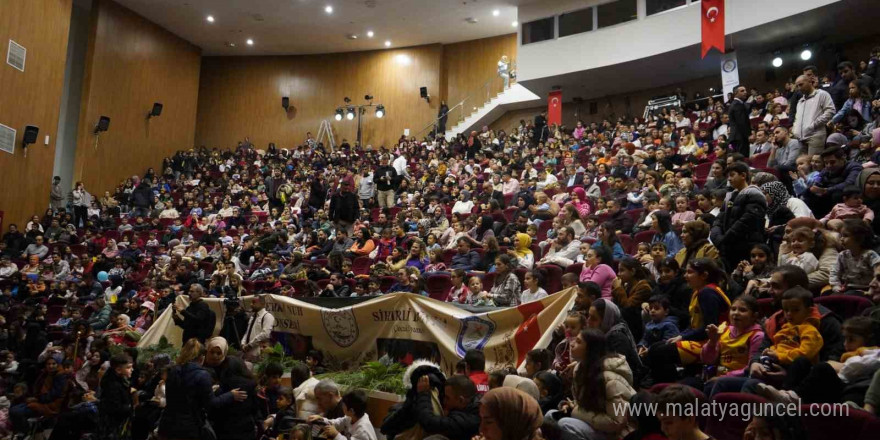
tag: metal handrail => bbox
[414,59,516,138]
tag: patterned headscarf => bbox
[760,181,789,216]
[480,388,543,440]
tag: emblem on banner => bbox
[322,308,359,347]
[456,316,495,356]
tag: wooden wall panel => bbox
[0,0,72,226]
[441,34,517,124]
[195,46,443,150]
[72,0,200,195]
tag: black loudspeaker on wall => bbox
[148,102,163,119]
[23,126,39,145]
[420,87,428,98]
[94,116,110,134]
[282,97,290,110]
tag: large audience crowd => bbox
[3,48,880,440]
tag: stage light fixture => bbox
[772,57,783,68]
[801,49,812,60]
[367,30,374,38]
[334,108,344,121]
[375,105,385,118]
[206,15,215,23]
[346,106,356,120]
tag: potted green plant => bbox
[318,361,406,424]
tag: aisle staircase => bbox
[443,83,541,140]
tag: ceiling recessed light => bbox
[367,30,374,38]
[492,10,500,17]
[206,15,214,23]
[246,39,254,46]
[325,5,333,14]
[384,40,391,47]
[512,21,518,27]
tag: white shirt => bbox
[241,308,276,356]
[521,287,547,304]
[328,414,377,440]
[786,198,814,219]
[392,155,408,177]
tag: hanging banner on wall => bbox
[701,0,725,58]
[720,52,740,103]
[548,90,562,126]
[139,290,576,373]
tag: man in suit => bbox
[614,155,639,179]
[728,85,751,157]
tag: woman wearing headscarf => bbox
[860,167,880,235]
[760,181,797,253]
[586,299,647,388]
[102,239,120,259]
[674,220,719,269]
[508,233,534,269]
[478,388,543,440]
[583,173,602,200]
[452,190,475,216]
[564,187,592,219]
[158,338,248,440]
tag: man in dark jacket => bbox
[604,199,634,235]
[98,354,134,439]
[802,146,863,218]
[710,162,767,271]
[415,375,481,440]
[727,85,752,157]
[172,284,215,343]
[329,181,359,234]
[450,238,480,271]
[131,179,154,218]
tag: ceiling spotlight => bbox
[492,9,500,17]
[206,15,215,23]
[801,49,812,60]
[325,5,333,14]
[384,40,391,47]
[375,105,385,118]
[334,108,344,121]
[367,30,374,38]
[345,106,356,120]
[246,39,254,46]
[512,21,518,27]
[772,57,783,68]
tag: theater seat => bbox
[706,393,768,440]
[814,295,873,320]
[757,298,776,319]
[352,256,372,276]
[537,264,563,294]
[425,273,452,301]
[800,404,880,440]
[633,230,656,245]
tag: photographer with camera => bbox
[241,295,276,361]
[172,284,216,343]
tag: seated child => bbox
[763,287,824,367]
[446,269,472,304]
[309,390,376,440]
[637,295,680,357]
[263,386,298,439]
[830,219,880,295]
[820,186,875,232]
[779,228,818,275]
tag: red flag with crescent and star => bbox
[701,0,725,59]
[548,90,562,126]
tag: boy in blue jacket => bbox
[638,295,680,357]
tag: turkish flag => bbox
[547,90,562,126]
[701,0,725,58]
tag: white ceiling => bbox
[112,0,523,56]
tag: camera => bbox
[222,286,240,310]
[760,355,775,369]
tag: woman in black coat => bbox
[210,357,260,440]
[158,338,247,440]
